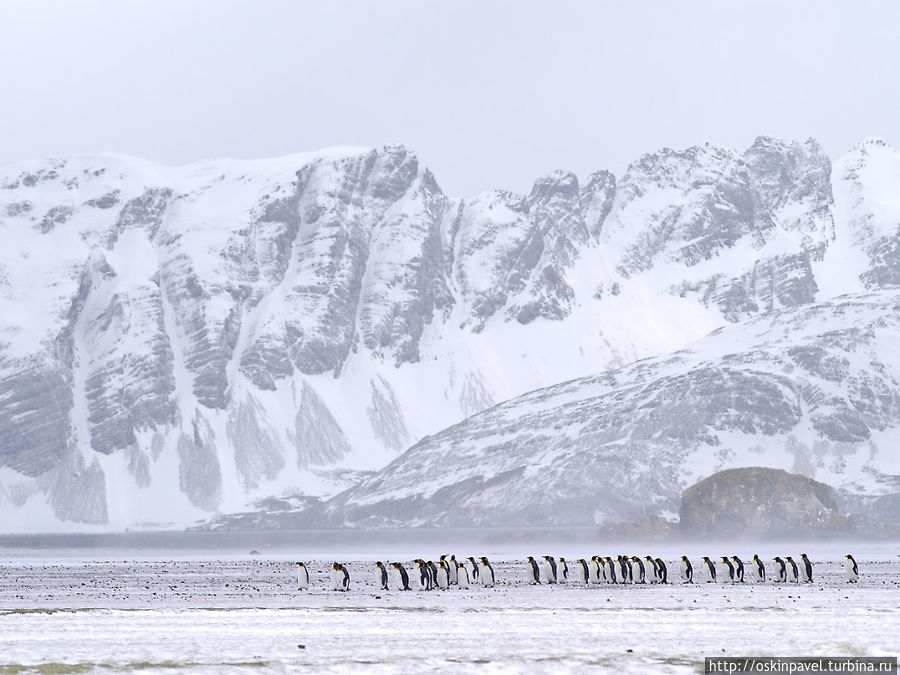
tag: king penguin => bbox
[527,556,541,584]
[701,556,717,583]
[731,556,745,583]
[773,557,787,583]
[456,560,470,589]
[644,556,658,584]
[436,560,450,590]
[800,554,813,583]
[480,557,496,587]
[654,558,668,584]
[391,562,411,590]
[558,558,568,584]
[844,554,859,583]
[577,559,590,584]
[752,554,766,583]
[630,556,645,584]
[588,557,601,584]
[605,556,619,584]
[467,556,480,585]
[720,556,736,584]
[785,556,799,583]
[375,561,389,590]
[541,556,558,584]
[680,556,693,583]
[295,562,309,590]
[331,562,350,591]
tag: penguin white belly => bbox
[588,561,600,583]
[680,562,690,582]
[448,563,458,585]
[539,560,552,583]
[481,565,495,587]
[703,564,715,583]
[558,563,568,584]
[331,569,344,591]
[297,568,309,590]
[630,561,640,583]
[457,566,470,589]
[437,567,449,590]
[468,562,480,585]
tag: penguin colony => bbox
[293,553,862,590]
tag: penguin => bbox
[644,556,658,584]
[773,557,787,583]
[720,556,736,584]
[448,555,459,585]
[558,558,568,584]
[654,558,668,584]
[375,561,389,590]
[577,559,590,584]
[731,556,745,583]
[588,557,601,584]
[630,556,645,584]
[295,562,309,590]
[541,556,558,584]
[440,555,458,585]
[467,556,480,585]
[331,562,350,591]
[605,557,618,584]
[785,556,799,583]
[391,562,411,590]
[415,559,433,590]
[598,557,610,583]
[527,556,541,584]
[800,554,813,583]
[701,556,717,583]
[618,555,631,583]
[680,556,693,584]
[844,554,859,583]
[427,561,439,589]
[436,561,450,590]
[752,555,766,583]
[480,557,495,587]
[456,561,470,589]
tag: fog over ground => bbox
[2,0,899,195]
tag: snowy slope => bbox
[317,290,900,528]
[0,136,897,531]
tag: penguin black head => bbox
[295,562,305,567]
[376,561,384,568]
[681,555,688,561]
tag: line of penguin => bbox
[293,554,862,590]
[294,555,496,591]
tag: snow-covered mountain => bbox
[0,136,897,531]
[315,290,900,528]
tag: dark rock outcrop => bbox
[679,467,846,539]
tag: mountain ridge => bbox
[0,136,897,531]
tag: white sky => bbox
[1,0,898,196]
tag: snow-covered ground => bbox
[1,545,898,673]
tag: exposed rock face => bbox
[679,467,844,538]
[0,136,898,530]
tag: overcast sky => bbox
[2,0,898,196]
